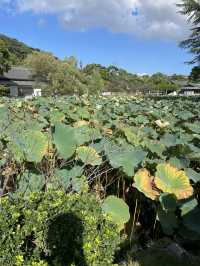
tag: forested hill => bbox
[0,34,40,64]
[0,33,188,94]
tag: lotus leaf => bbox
[50,110,65,124]
[76,146,102,166]
[180,198,198,216]
[71,175,88,192]
[185,168,200,183]
[17,171,45,195]
[108,147,147,177]
[8,130,48,163]
[102,195,130,230]
[123,127,143,146]
[160,133,179,148]
[55,165,83,189]
[53,123,76,160]
[134,169,159,200]
[155,164,193,200]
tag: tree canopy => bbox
[0,39,12,75]
[178,0,200,64]
[0,34,40,65]
[0,33,186,95]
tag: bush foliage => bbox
[0,191,120,266]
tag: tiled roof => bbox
[0,67,34,81]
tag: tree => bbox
[149,73,179,92]
[0,40,11,75]
[24,51,58,81]
[49,60,87,96]
[178,0,200,64]
[86,70,104,95]
[189,66,200,81]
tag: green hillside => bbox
[0,34,40,64]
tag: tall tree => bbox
[24,51,58,81]
[86,70,104,95]
[189,66,200,81]
[0,40,11,75]
[49,60,86,95]
[178,0,200,64]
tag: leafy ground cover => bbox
[0,95,200,264]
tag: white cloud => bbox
[1,0,190,40]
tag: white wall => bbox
[10,86,18,97]
[33,89,42,97]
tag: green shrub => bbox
[0,84,9,96]
[0,191,120,266]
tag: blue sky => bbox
[0,0,193,75]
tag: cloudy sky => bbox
[0,0,193,74]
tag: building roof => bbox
[0,66,47,89]
[0,67,34,81]
[181,86,200,91]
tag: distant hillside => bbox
[0,34,40,64]
[0,33,188,94]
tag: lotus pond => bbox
[0,95,200,264]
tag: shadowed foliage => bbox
[47,212,87,266]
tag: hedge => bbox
[0,191,120,266]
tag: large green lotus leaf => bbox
[71,175,88,192]
[102,196,130,230]
[76,146,102,166]
[142,127,158,139]
[182,206,200,235]
[160,133,180,148]
[23,120,45,131]
[177,111,194,120]
[50,110,65,125]
[54,169,71,189]
[184,122,200,134]
[0,105,8,122]
[123,127,143,146]
[187,144,200,153]
[157,206,178,235]
[108,147,147,177]
[180,198,198,216]
[159,193,177,212]
[76,107,91,120]
[55,165,83,189]
[53,123,76,160]
[134,169,160,200]
[17,171,45,195]
[8,130,48,163]
[74,125,102,146]
[8,140,25,162]
[89,138,109,153]
[185,168,200,183]
[134,115,149,124]
[22,130,48,162]
[0,105,10,130]
[145,141,165,157]
[155,164,193,200]
[168,157,189,170]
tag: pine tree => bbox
[178,0,200,64]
